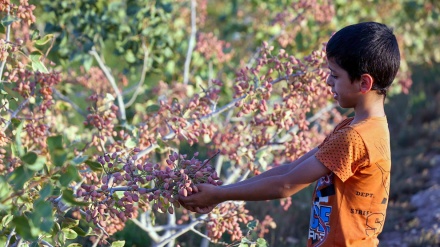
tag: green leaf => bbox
[62,189,88,206]
[62,228,78,239]
[247,220,258,230]
[30,242,39,247]
[71,226,92,237]
[51,149,67,167]
[111,241,126,247]
[125,50,136,63]
[9,166,34,190]
[256,238,268,247]
[59,165,80,187]
[71,155,88,165]
[1,214,13,228]
[58,229,66,245]
[61,218,79,229]
[11,118,21,127]
[47,136,67,167]
[0,177,11,209]
[22,152,37,164]
[146,104,160,113]
[124,138,136,149]
[240,237,251,245]
[47,135,63,150]
[67,244,83,247]
[35,34,54,46]
[39,184,53,200]
[85,160,103,172]
[13,120,24,156]
[30,53,49,73]
[22,152,46,171]
[30,200,54,233]
[83,56,93,71]
[1,15,20,27]
[12,216,37,240]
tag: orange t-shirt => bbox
[307,117,391,247]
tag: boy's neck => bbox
[351,94,386,124]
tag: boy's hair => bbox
[326,22,400,96]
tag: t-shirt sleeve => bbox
[315,127,369,182]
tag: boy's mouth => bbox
[332,91,338,99]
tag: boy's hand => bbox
[178,183,221,213]
[179,200,215,214]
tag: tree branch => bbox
[91,233,102,247]
[161,73,296,142]
[96,186,157,195]
[135,143,159,161]
[52,88,86,117]
[40,239,54,247]
[155,215,207,247]
[278,102,336,143]
[137,71,309,160]
[89,47,127,122]
[5,227,16,247]
[2,98,29,131]
[183,0,197,85]
[132,212,161,242]
[125,42,150,108]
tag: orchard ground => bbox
[379,63,440,247]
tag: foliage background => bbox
[0,0,439,246]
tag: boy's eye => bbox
[330,74,338,79]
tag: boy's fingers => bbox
[177,195,192,205]
[195,206,213,214]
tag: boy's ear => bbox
[359,74,374,93]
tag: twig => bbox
[15,238,23,247]
[40,239,54,247]
[5,227,16,247]
[197,73,293,122]
[135,143,159,161]
[224,166,243,185]
[91,233,102,247]
[102,186,157,194]
[132,212,161,242]
[278,102,336,143]
[42,37,55,63]
[214,154,224,177]
[0,6,11,84]
[89,47,127,122]
[125,42,150,108]
[52,88,86,116]
[190,227,211,241]
[196,150,220,172]
[161,73,298,142]
[155,215,207,247]
[137,71,307,160]
[2,98,29,131]
[162,212,177,247]
[183,0,197,85]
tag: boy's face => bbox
[326,58,361,108]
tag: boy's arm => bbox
[222,147,319,189]
[179,151,330,210]
[180,148,319,213]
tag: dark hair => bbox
[326,22,400,96]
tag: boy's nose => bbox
[326,76,333,87]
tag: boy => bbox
[179,22,400,246]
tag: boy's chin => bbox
[336,101,351,109]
